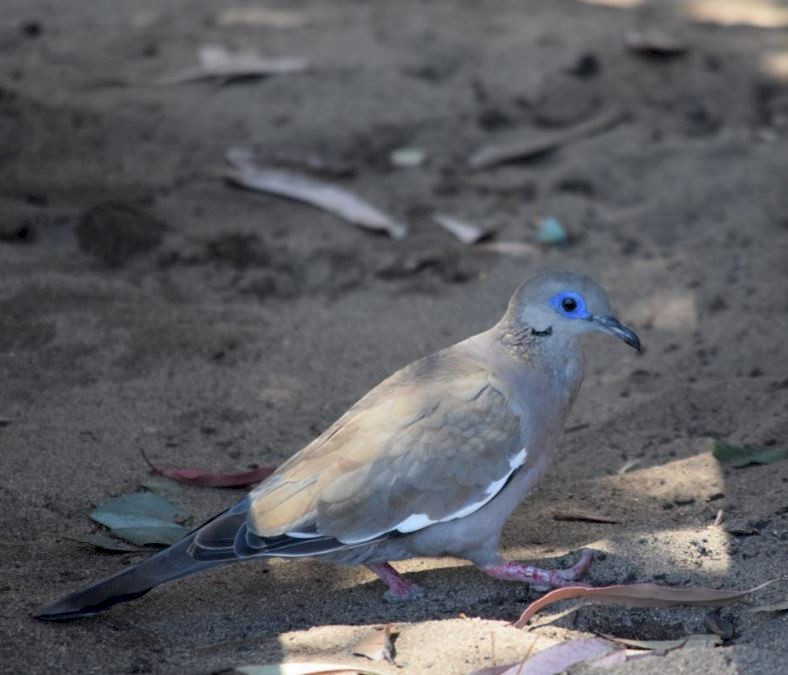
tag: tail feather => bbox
[34,533,222,621]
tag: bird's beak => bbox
[592,315,641,352]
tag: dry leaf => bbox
[155,45,309,85]
[226,147,407,239]
[142,449,276,488]
[601,633,721,652]
[514,580,777,628]
[471,638,619,675]
[749,600,788,613]
[468,108,625,170]
[617,458,640,474]
[551,510,620,524]
[351,624,397,664]
[475,241,537,258]
[432,213,494,245]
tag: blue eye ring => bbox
[549,291,591,319]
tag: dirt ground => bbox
[1,0,788,673]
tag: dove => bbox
[35,270,640,621]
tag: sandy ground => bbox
[1,0,788,673]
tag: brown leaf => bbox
[351,624,397,664]
[514,581,777,629]
[600,633,721,652]
[225,147,407,239]
[468,108,626,170]
[551,510,620,524]
[142,450,276,488]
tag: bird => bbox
[35,270,641,621]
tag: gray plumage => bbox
[35,270,640,620]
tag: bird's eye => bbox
[561,297,578,312]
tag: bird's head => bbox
[507,270,641,351]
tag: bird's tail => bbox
[34,532,223,621]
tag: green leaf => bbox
[710,438,788,468]
[89,492,186,546]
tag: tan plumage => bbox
[35,270,641,621]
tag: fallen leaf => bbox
[225,147,407,239]
[217,8,306,28]
[625,30,688,56]
[551,510,620,524]
[155,45,309,85]
[389,147,426,168]
[601,633,721,652]
[536,216,568,245]
[514,580,777,629]
[710,438,788,468]
[749,600,788,613]
[471,638,619,675]
[89,492,188,546]
[433,213,494,245]
[227,664,386,675]
[352,624,397,664]
[475,241,537,258]
[617,457,640,474]
[468,108,625,169]
[713,509,724,526]
[147,463,276,488]
[64,533,150,553]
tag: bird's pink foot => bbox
[367,562,424,602]
[481,549,594,590]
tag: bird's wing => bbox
[244,349,525,546]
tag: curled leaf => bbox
[352,624,397,664]
[226,147,407,239]
[468,108,625,170]
[514,580,777,629]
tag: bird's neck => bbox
[490,314,583,370]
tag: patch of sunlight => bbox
[577,0,642,8]
[684,0,788,28]
[578,453,731,575]
[762,51,788,80]
[628,290,697,330]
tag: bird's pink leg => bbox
[367,562,424,601]
[481,550,594,589]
